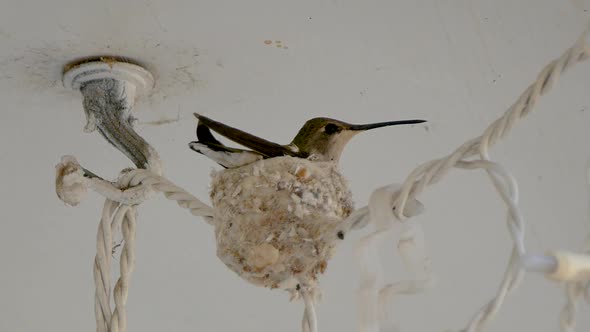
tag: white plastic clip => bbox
[546,251,590,282]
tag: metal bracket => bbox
[63,58,162,175]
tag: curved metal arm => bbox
[79,78,162,175]
[63,60,162,176]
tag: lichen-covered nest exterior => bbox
[210,156,353,290]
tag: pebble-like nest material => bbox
[210,156,354,290]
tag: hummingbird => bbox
[189,113,426,168]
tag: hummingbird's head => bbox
[291,117,426,162]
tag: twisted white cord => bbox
[393,31,590,217]
[301,287,318,332]
[93,202,138,332]
[109,206,137,332]
[93,200,117,332]
[352,29,590,332]
[355,185,433,332]
[91,171,213,332]
[56,157,215,332]
[55,159,215,221]
[117,169,215,223]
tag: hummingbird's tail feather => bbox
[193,113,299,158]
[197,122,223,147]
[191,118,265,168]
[196,121,227,151]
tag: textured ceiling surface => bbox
[1,1,590,331]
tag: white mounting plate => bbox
[62,59,154,94]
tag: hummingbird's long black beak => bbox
[348,119,426,131]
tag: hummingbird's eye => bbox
[324,123,340,135]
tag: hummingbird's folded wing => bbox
[193,113,299,158]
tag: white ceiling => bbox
[1,1,590,331]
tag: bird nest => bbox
[210,156,354,290]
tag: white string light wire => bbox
[351,28,590,332]
[557,166,590,332]
[54,27,590,332]
[56,158,214,332]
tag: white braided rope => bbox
[353,29,590,332]
[301,287,318,332]
[393,30,590,216]
[92,202,138,332]
[93,200,117,332]
[118,169,215,222]
[109,205,137,332]
[92,170,215,332]
[56,156,214,332]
